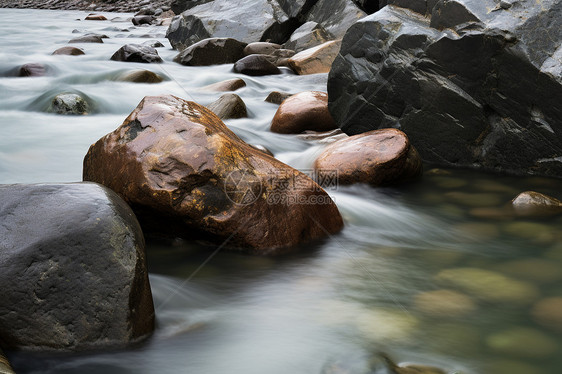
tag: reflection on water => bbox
[1,8,562,374]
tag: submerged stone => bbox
[48,93,90,115]
[486,327,559,359]
[434,267,540,306]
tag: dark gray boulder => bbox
[165,0,292,51]
[352,0,381,14]
[132,15,156,25]
[170,0,213,14]
[284,21,333,53]
[173,37,247,66]
[110,44,163,63]
[328,0,562,178]
[68,34,106,43]
[276,0,319,20]
[0,183,154,351]
[306,0,366,39]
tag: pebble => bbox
[495,258,562,285]
[486,327,559,359]
[413,289,476,318]
[434,267,540,306]
[531,297,562,333]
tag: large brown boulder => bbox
[83,95,343,253]
[314,128,423,186]
[270,91,337,134]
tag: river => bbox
[1,8,562,374]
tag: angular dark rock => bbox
[306,0,366,39]
[170,0,213,14]
[174,38,247,66]
[284,21,333,53]
[110,44,163,63]
[329,0,562,177]
[0,183,154,351]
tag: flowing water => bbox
[2,8,562,374]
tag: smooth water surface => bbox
[1,8,562,374]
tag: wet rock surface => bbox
[165,0,291,51]
[48,92,90,115]
[270,91,336,134]
[288,39,341,75]
[173,37,247,66]
[110,44,163,63]
[52,46,85,55]
[114,69,164,83]
[206,93,248,120]
[284,21,333,53]
[201,78,246,92]
[0,183,154,351]
[314,128,423,186]
[233,54,282,76]
[83,95,343,253]
[329,0,562,178]
[15,63,48,77]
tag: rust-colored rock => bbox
[314,128,423,186]
[270,91,337,134]
[85,14,107,21]
[512,191,562,217]
[287,39,341,75]
[52,46,85,56]
[201,78,246,92]
[83,95,343,253]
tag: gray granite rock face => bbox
[328,0,562,177]
[306,0,366,39]
[165,0,291,51]
[0,183,154,351]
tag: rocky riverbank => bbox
[0,0,170,12]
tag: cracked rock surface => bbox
[329,0,562,177]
